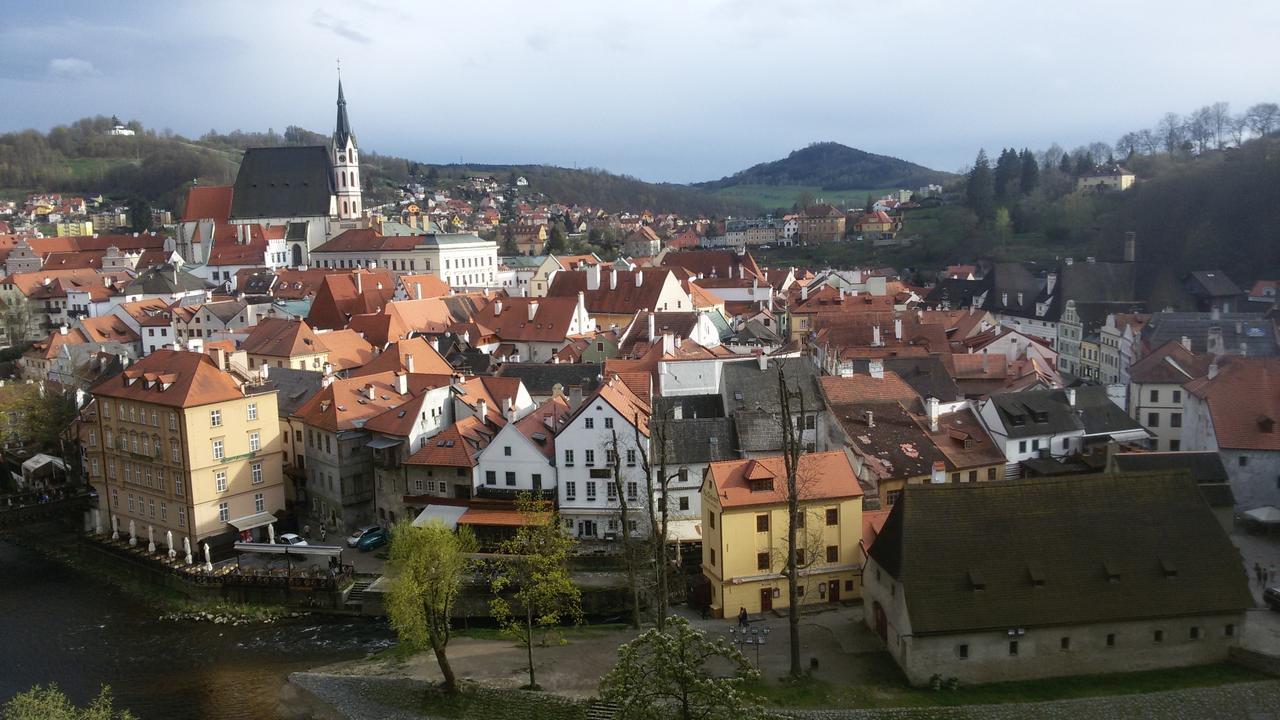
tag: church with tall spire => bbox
[332,79,361,221]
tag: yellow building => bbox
[87,349,285,554]
[55,221,94,237]
[1076,165,1135,192]
[701,451,863,618]
[241,317,330,372]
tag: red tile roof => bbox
[707,451,861,509]
[318,329,376,370]
[404,415,499,467]
[181,186,234,222]
[546,269,683,316]
[241,318,326,358]
[513,396,573,458]
[90,349,246,408]
[312,228,423,253]
[350,337,454,378]
[661,249,765,282]
[821,373,920,407]
[468,296,582,344]
[1185,357,1280,452]
[306,270,398,330]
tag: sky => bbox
[2,0,1279,183]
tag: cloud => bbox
[47,57,100,80]
[310,9,371,44]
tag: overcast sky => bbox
[2,1,1278,183]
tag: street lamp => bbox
[727,625,770,667]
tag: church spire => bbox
[334,78,355,148]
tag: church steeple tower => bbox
[332,77,362,220]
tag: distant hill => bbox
[698,141,953,193]
[0,118,759,218]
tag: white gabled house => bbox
[474,396,572,499]
[554,375,652,539]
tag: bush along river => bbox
[0,539,395,719]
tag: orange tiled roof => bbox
[350,337,453,378]
[318,329,376,370]
[821,373,920,407]
[181,186,234,222]
[1185,357,1280,452]
[241,318,326,358]
[90,349,245,408]
[707,451,861,509]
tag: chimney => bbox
[1207,326,1224,356]
[1066,388,1076,407]
[450,372,463,388]
[930,461,947,484]
[355,272,363,294]
[569,385,584,410]
[59,325,68,336]
[1211,306,1221,321]
[364,383,376,400]
[476,398,488,421]
[662,331,675,355]
[894,317,902,341]
[1181,335,1192,351]
[395,371,408,395]
[104,275,111,287]
[213,346,227,370]
[414,282,423,300]
[869,359,884,379]
[323,362,333,376]
[1208,360,1219,380]
[864,410,875,428]
[647,312,656,339]
[1123,231,1136,263]
[1045,273,1057,295]
[872,325,882,347]
[494,300,503,316]
[321,374,333,389]
[527,300,539,321]
[757,349,768,371]
[635,270,643,286]
[981,349,989,374]
[405,353,415,373]
[505,399,517,422]
[609,267,618,290]
[1064,257,1074,266]
[801,284,809,301]
[586,263,601,291]
[260,364,269,381]
[926,396,940,432]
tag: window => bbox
[604,417,613,429]
[564,481,576,500]
[606,449,617,464]
[1062,438,1069,450]
[626,481,637,500]
[586,482,597,501]
[247,403,258,421]
[249,431,260,452]
[757,552,770,570]
[105,429,113,447]
[1153,629,1164,643]
[987,467,997,481]
[626,449,636,465]
[756,514,769,532]
[1150,389,1159,402]
[709,548,716,566]
[1170,440,1181,451]
[678,496,689,511]
[178,510,186,528]
[148,498,155,517]
[171,439,180,463]
[175,476,184,497]
[886,490,902,506]
[1240,456,1249,467]
[608,482,618,500]
[218,502,229,523]
[1008,640,1019,656]
[826,508,839,525]
[215,470,227,493]
[254,492,264,513]
[485,471,496,485]
[795,510,806,528]
[1060,636,1071,651]
[1173,390,1182,403]
[1018,440,1027,453]
[958,644,969,659]
[251,462,262,485]
[210,409,222,427]
[1171,412,1182,428]
[1189,626,1200,640]
[709,513,715,529]
[160,502,167,521]
[505,471,516,486]
[585,449,595,465]
[585,417,594,429]
[968,470,978,482]
[1226,623,1236,637]
[212,439,224,461]
[102,401,111,419]
[532,473,542,490]
[826,545,839,563]
[504,445,511,456]
[1148,413,1159,428]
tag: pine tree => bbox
[1018,149,1039,195]
[964,149,995,222]
[1075,152,1094,176]
[993,148,1020,202]
[1058,153,1073,175]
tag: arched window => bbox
[340,173,345,188]
[349,171,355,186]
[343,201,349,215]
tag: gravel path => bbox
[288,673,433,720]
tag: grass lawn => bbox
[712,184,898,210]
[747,661,1270,710]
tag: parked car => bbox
[355,527,390,552]
[277,533,308,546]
[346,524,382,548]
[1265,586,1280,612]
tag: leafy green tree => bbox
[386,521,477,693]
[599,615,761,720]
[489,494,582,690]
[546,221,569,255]
[2,684,135,720]
[964,149,995,222]
[993,207,1012,248]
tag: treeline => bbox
[956,99,1280,283]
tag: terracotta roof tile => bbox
[707,451,861,509]
[90,349,246,408]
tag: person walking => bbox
[737,606,749,629]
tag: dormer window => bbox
[1104,560,1121,583]
[968,569,986,591]
[1028,562,1045,587]
[749,478,773,492]
[1160,559,1178,579]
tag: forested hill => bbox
[698,141,953,192]
[0,117,759,217]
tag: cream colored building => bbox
[87,349,285,554]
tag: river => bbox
[0,540,395,719]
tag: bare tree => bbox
[776,366,813,679]
[1208,102,1232,149]
[1137,128,1161,156]
[1228,115,1249,147]
[638,412,674,630]
[608,427,644,629]
[1114,132,1140,158]
[1245,102,1280,137]
[1187,106,1215,153]
[1157,113,1186,153]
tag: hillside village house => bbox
[87,350,285,553]
[463,294,595,363]
[545,265,692,328]
[473,396,572,500]
[1075,164,1135,192]
[555,375,652,539]
[1128,340,1211,452]
[701,451,863,617]
[864,475,1251,686]
[797,204,846,243]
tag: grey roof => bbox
[726,319,782,345]
[653,394,725,420]
[263,367,325,416]
[734,409,783,453]
[334,80,355,148]
[925,277,984,308]
[1112,452,1230,485]
[868,474,1253,635]
[230,146,335,220]
[204,299,247,323]
[500,255,544,269]
[420,233,490,247]
[847,356,960,402]
[721,357,823,417]
[1142,312,1278,357]
[658,417,738,465]
[1185,270,1241,299]
[123,263,211,294]
[980,263,1057,321]
[988,386,1145,439]
[238,271,277,297]
[492,362,602,395]
[1060,261,1139,304]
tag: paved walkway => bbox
[1231,530,1280,607]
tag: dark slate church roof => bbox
[868,474,1253,635]
[230,146,335,220]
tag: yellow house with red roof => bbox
[701,451,863,617]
